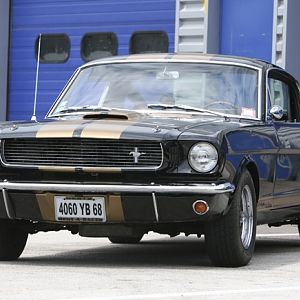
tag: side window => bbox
[268,74,300,122]
[35,34,70,63]
[268,78,290,113]
[81,32,118,62]
[130,31,169,54]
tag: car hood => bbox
[0,113,244,141]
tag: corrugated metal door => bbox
[220,0,273,61]
[9,0,176,120]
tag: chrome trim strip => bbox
[257,66,262,119]
[0,181,235,194]
[265,67,274,122]
[152,192,159,222]
[83,59,263,70]
[2,189,14,219]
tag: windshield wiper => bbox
[147,104,227,118]
[50,106,111,116]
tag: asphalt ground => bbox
[0,225,300,300]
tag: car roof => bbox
[83,53,278,69]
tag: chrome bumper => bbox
[0,181,235,194]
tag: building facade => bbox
[0,0,299,121]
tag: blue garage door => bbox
[9,0,176,120]
[220,0,274,61]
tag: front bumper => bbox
[0,181,235,194]
[0,181,235,223]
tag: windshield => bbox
[50,62,258,118]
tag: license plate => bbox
[54,196,106,222]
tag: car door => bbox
[268,69,300,209]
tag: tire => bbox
[205,170,257,267]
[0,220,28,261]
[108,235,143,244]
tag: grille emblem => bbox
[129,147,146,164]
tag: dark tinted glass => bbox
[130,31,169,54]
[35,34,70,63]
[81,32,118,62]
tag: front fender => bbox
[221,156,259,216]
[223,152,274,202]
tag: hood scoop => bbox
[83,113,129,120]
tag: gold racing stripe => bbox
[38,166,76,172]
[126,53,218,63]
[171,53,217,61]
[126,53,168,60]
[36,121,81,138]
[106,195,124,222]
[80,120,133,139]
[36,193,56,221]
[36,193,124,222]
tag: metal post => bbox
[31,33,42,121]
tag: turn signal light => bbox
[193,200,209,215]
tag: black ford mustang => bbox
[0,53,299,267]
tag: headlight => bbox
[188,142,218,173]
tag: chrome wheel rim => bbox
[240,185,254,249]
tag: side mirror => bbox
[270,105,284,120]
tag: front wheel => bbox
[205,170,257,267]
[0,220,28,261]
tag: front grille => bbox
[1,138,163,169]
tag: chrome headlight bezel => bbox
[188,142,219,173]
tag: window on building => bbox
[81,32,118,62]
[35,34,70,63]
[130,31,169,54]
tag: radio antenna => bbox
[31,33,42,121]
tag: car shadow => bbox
[16,237,212,269]
[4,235,300,269]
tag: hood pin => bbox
[154,125,161,133]
[10,124,18,131]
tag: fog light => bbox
[193,200,209,215]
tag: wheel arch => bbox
[246,162,259,202]
[233,158,260,202]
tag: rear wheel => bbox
[0,220,28,261]
[108,235,143,244]
[205,170,256,267]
